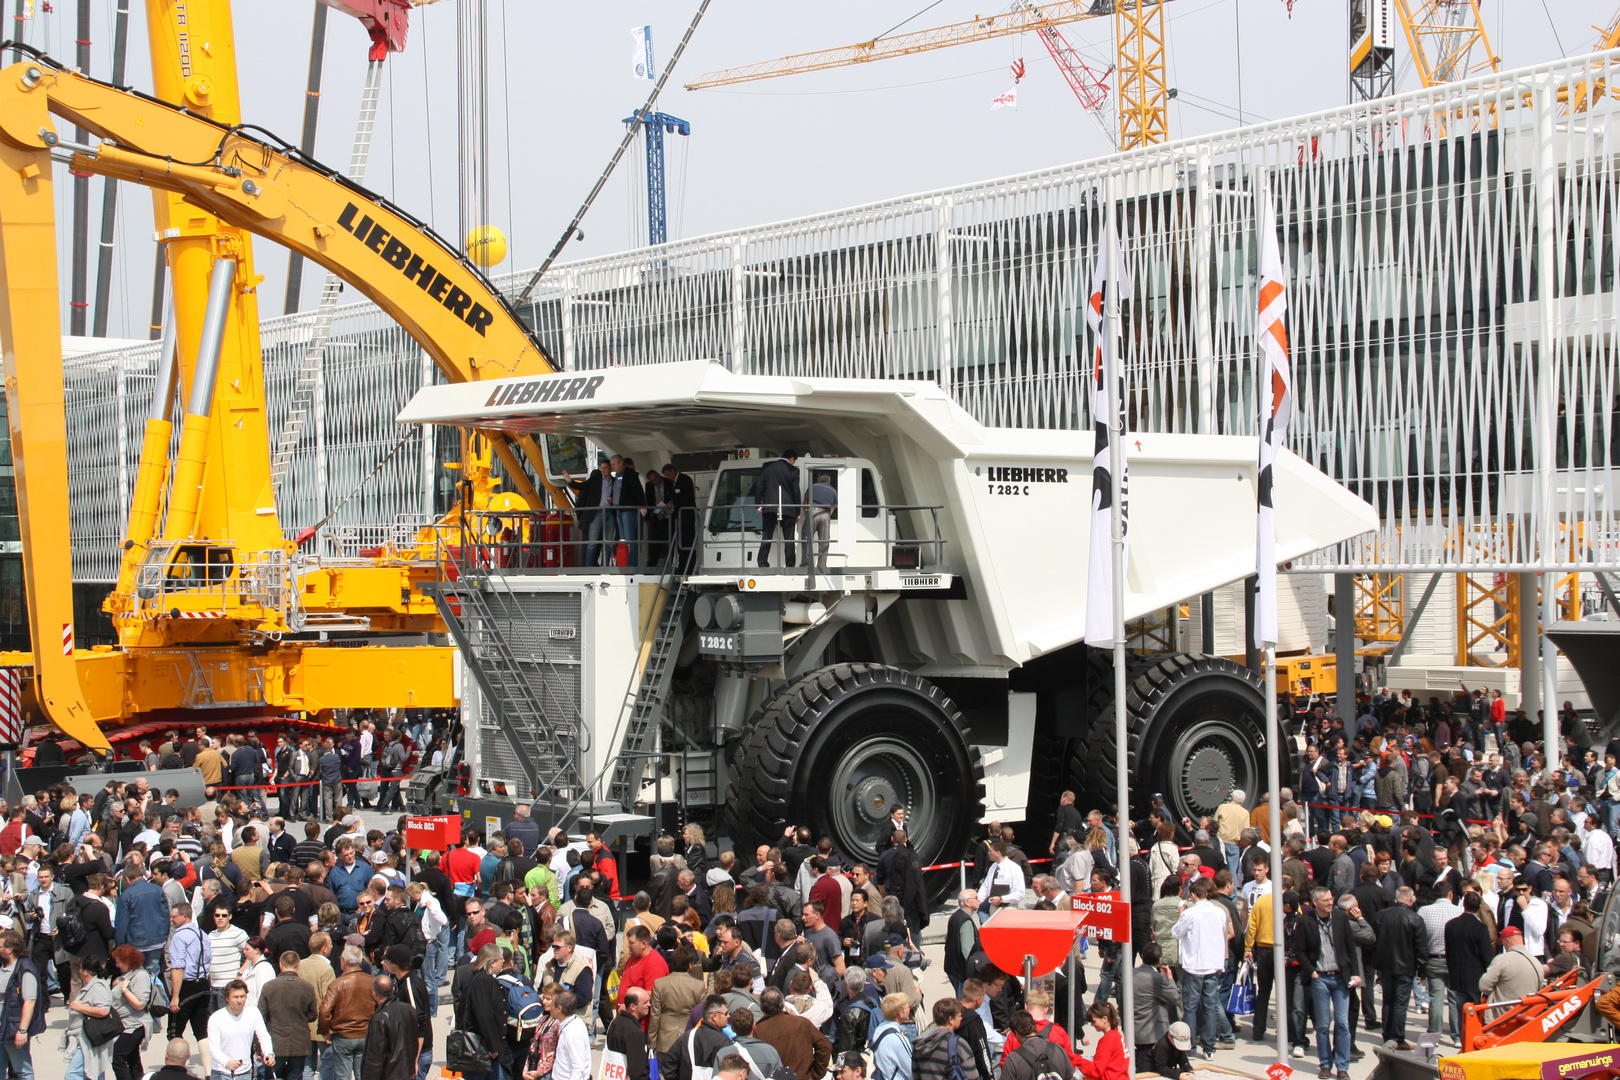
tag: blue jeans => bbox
[66,1041,109,1080]
[415,1049,433,1080]
[616,510,640,568]
[141,948,165,982]
[1311,972,1352,1071]
[7,1042,36,1080]
[303,1044,328,1080]
[427,922,452,1013]
[1223,841,1241,878]
[1218,963,1237,1041]
[584,511,615,567]
[1183,970,1223,1053]
[331,1037,367,1080]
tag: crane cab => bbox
[698,456,899,573]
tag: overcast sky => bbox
[29,0,1600,340]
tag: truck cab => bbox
[699,456,907,574]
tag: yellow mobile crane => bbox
[0,21,564,752]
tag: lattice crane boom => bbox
[1392,0,1499,89]
[686,0,1172,150]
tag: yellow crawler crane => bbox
[0,27,566,750]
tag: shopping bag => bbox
[1227,960,1256,1016]
[598,1050,630,1080]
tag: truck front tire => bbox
[1074,653,1281,824]
[725,663,985,880]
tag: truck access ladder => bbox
[429,575,584,804]
[605,559,693,808]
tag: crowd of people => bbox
[4,683,1619,1080]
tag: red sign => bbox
[1267,1063,1294,1080]
[978,909,1087,978]
[1070,891,1130,942]
[405,815,462,851]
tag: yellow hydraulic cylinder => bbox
[162,256,235,541]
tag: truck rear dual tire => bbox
[725,663,985,881]
[1074,652,1283,825]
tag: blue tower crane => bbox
[623,111,690,246]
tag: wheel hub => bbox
[852,776,901,824]
[1167,715,1261,820]
[1181,743,1237,813]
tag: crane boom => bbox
[1393,0,1498,89]
[684,1,1100,89]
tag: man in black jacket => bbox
[609,987,654,1080]
[1370,886,1429,1051]
[565,459,617,567]
[1299,887,1366,1080]
[660,464,697,566]
[1444,892,1495,1013]
[755,451,801,568]
[886,832,929,935]
[660,994,733,1080]
[616,456,646,568]
[362,974,420,1080]
[382,946,433,1080]
[363,886,416,966]
[943,892,980,996]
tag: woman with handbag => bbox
[450,945,511,1080]
[63,955,117,1080]
[108,945,154,1080]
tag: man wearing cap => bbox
[1151,1021,1194,1080]
[1478,926,1544,1002]
[832,1050,869,1080]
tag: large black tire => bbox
[1072,653,1287,824]
[725,663,985,881]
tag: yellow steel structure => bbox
[1115,1,1168,150]
[684,1,1175,150]
[1393,0,1499,89]
[0,32,567,746]
[1456,572,1518,669]
[1354,573,1405,643]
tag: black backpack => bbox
[56,898,89,952]
[402,918,428,967]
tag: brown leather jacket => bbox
[318,969,377,1040]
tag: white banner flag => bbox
[1084,205,1130,648]
[630,25,654,80]
[1254,190,1293,649]
[990,87,1018,109]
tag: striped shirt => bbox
[208,924,249,987]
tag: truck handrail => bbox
[430,504,949,577]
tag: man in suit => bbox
[660,464,697,566]
[755,451,801,568]
[565,458,617,567]
[616,455,645,568]
[649,947,708,1055]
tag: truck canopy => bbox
[402,360,1379,668]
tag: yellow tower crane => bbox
[684,1,1173,152]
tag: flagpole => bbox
[1105,175,1136,1063]
[1255,174,1290,1075]
[1267,645,1286,1071]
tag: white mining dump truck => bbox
[402,360,1377,873]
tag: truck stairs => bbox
[605,562,693,808]
[427,575,585,809]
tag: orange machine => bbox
[1461,970,1606,1051]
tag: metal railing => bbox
[431,504,949,578]
[131,542,290,620]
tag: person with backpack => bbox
[381,945,433,1080]
[912,999,978,1080]
[67,874,116,1001]
[364,887,421,969]
[998,991,1077,1069]
[496,950,545,1062]
[999,1010,1069,1080]
[868,994,912,1080]
[377,733,409,815]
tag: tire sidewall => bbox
[789,669,981,869]
[1134,658,1271,822]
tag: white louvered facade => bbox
[61,50,1620,584]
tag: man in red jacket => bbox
[588,833,622,903]
[616,925,670,1027]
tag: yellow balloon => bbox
[466,225,508,268]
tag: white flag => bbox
[1084,204,1130,648]
[630,25,654,80]
[990,87,1018,110]
[1254,190,1293,649]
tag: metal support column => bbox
[1532,78,1562,771]
[1518,572,1541,721]
[935,199,954,398]
[1202,592,1215,654]
[1193,147,1216,436]
[1335,573,1356,721]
